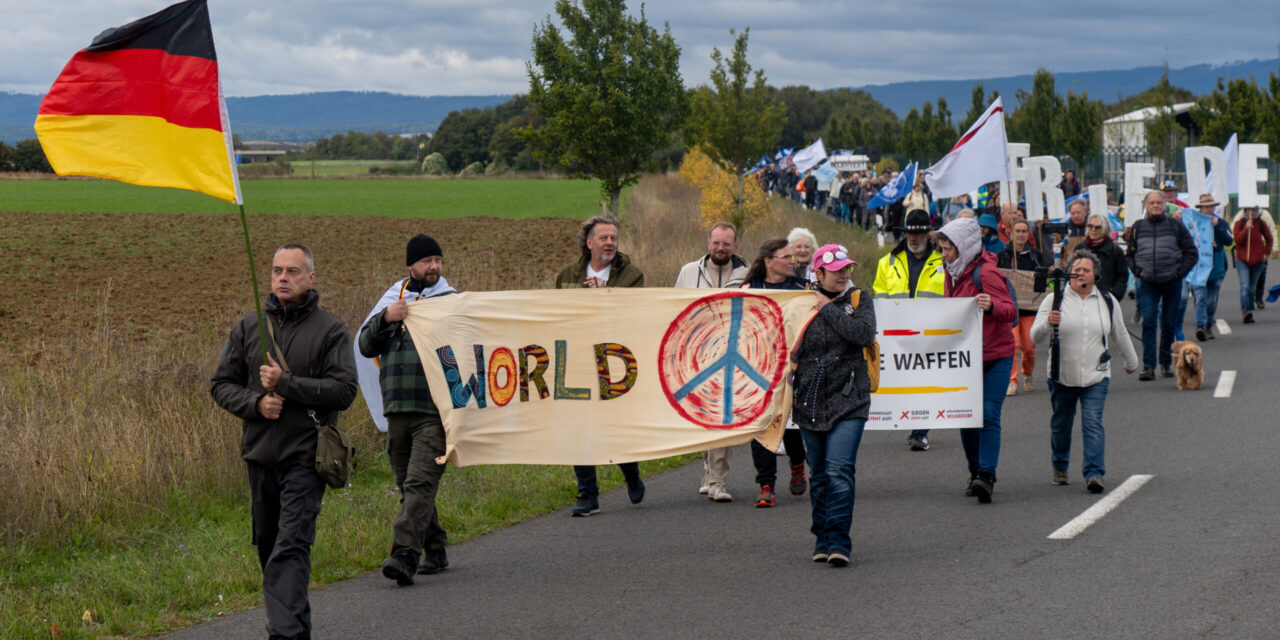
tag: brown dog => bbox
[1172,341,1204,390]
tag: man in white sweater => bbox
[1030,249,1139,494]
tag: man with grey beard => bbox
[872,209,946,451]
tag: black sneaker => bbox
[626,477,646,505]
[1160,365,1174,378]
[964,473,977,497]
[1195,326,1207,342]
[381,550,418,586]
[1139,367,1155,381]
[418,548,448,575]
[827,551,850,567]
[908,432,930,451]
[570,495,600,517]
[971,473,993,503]
[1244,311,1256,324]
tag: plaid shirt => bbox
[358,308,438,416]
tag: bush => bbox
[368,164,418,176]
[420,152,450,175]
[237,156,294,178]
[873,157,899,174]
[485,158,510,176]
[460,161,485,176]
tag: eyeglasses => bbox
[1086,224,1104,230]
[770,253,797,262]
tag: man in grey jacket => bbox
[211,243,358,640]
[675,222,749,502]
[1125,190,1198,381]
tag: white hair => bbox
[787,227,818,250]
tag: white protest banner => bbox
[792,138,828,173]
[403,288,822,466]
[1124,162,1156,228]
[1001,142,1030,206]
[1237,143,1271,208]
[866,298,983,431]
[1023,155,1065,221]
[1185,146,1228,211]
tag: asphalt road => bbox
[165,266,1279,640]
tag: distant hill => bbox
[854,58,1280,117]
[0,91,512,144]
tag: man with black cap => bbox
[359,234,457,585]
[873,209,945,452]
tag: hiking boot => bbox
[570,495,600,517]
[1139,367,1155,381]
[827,551,850,567]
[418,548,448,575]
[626,477,646,505]
[971,472,994,503]
[789,463,807,496]
[1196,326,1207,342]
[755,485,776,508]
[907,432,930,452]
[1244,311,1255,324]
[1006,381,1018,396]
[1052,469,1069,485]
[381,550,418,586]
[708,483,733,503]
[1022,375,1035,392]
[1160,365,1174,378]
[1087,477,1105,494]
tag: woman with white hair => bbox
[788,227,819,281]
[934,218,1017,503]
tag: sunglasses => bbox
[1086,224,1104,230]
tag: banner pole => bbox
[239,203,270,366]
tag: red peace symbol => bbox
[658,292,788,429]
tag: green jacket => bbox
[554,252,645,288]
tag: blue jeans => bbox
[1191,277,1223,328]
[1238,261,1266,311]
[1047,378,1109,480]
[961,356,1012,482]
[1136,279,1182,369]
[1173,281,1189,341]
[801,418,867,556]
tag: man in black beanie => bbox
[358,234,457,585]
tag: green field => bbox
[0,177,607,218]
[289,159,419,177]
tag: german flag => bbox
[34,0,241,204]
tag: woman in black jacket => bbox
[1082,213,1127,302]
[791,244,877,568]
[996,219,1047,396]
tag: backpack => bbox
[971,261,1019,328]
[847,289,881,392]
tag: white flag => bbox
[923,98,1010,199]
[792,138,827,173]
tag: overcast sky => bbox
[3,0,1277,97]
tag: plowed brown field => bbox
[0,211,582,354]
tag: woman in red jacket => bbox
[935,218,1018,503]
[1234,206,1273,324]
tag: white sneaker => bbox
[698,483,710,495]
[708,483,732,502]
[1023,375,1035,392]
[1006,381,1018,396]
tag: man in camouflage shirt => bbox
[359,234,457,585]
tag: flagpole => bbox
[238,204,270,366]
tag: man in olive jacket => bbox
[211,243,357,640]
[554,215,645,516]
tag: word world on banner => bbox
[399,291,985,466]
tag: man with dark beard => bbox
[675,221,749,502]
[872,209,945,452]
[359,234,458,585]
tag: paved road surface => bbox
[165,268,1279,639]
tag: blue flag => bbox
[774,147,794,160]
[866,161,917,210]
[1180,208,1216,287]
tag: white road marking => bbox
[1214,370,1237,398]
[1048,474,1154,540]
[1215,318,1232,335]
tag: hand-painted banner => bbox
[402,289,822,467]
[866,298,984,430]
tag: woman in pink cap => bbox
[791,244,877,567]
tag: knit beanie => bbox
[406,234,442,266]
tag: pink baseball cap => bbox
[811,243,857,273]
